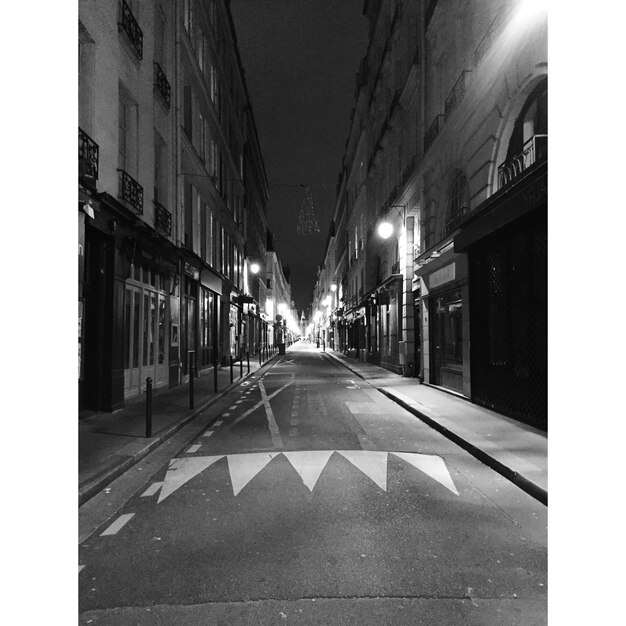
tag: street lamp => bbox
[250,262,260,274]
[377,204,406,239]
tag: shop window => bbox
[430,290,463,392]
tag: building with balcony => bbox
[265,230,297,349]
[325,0,547,429]
[79,0,270,412]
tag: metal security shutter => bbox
[469,209,547,430]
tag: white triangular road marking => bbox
[337,450,388,491]
[158,456,224,503]
[227,453,279,496]
[283,450,334,491]
[391,452,459,495]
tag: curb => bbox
[325,351,548,506]
[78,355,280,507]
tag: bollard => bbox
[213,359,218,393]
[247,351,250,373]
[230,355,234,384]
[259,347,262,365]
[240,353,243,378]
[145,377,153,438]
[323,340,326,352]
[189,361,195,410]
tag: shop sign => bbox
[429,263,455,289]
[183,261,200,280]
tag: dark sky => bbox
[230,0,369,314]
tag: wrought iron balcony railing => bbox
[153,63,171,109]
[391,261,401,275]
[154,201,172,236]
[118,169,143,215]
[445,71,471,119]
[79,128,99,183]
[424,115,442,154]
[118,0,143,59]
[498,135,548,189]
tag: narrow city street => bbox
[79,342,547,625]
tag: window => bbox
[499,79,548,188]
[420,201,437,251]
[183,84,193,139]
[200,200,207,262]
[79,23,95,133]
[199,112,205,161]
[154,132,167,203]
[183,0,193,35]
[154,5,166,66]
[184,183,194,248]
[118,85,137,174]
[445,173,469,236]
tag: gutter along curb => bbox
[324,350,547,506]
[79,355,280,507]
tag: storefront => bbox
[180,258,200,377]
[455,163,547,429]
[199,267,222,372]
[122,261,170,398]
[369,276,402,374]
[415,250,469,396]
[79,191,180,411]
[428,288,463,393]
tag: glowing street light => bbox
[377,221,394,239]
[330,284,337,292]
[250,262,260,274]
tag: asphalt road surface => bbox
[79,342,547,625]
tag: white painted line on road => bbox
[346,401,380,414]
[228,380,294,429]
[187,444,202,454]
[214,420,223,426]
[283,451,335,490]
[258,379,284,450]
[203,430,214,437]
[227,452,279,495]
[229,405,237,410]
[337,451,388,491]
[141,482,163,497]
[158,456,224,502]
[79,565,86,574]
[100,513,135,536]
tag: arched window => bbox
[444,173,470,236]
[499,78,548,188]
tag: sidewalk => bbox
[324,349,547,505]
[79,352,278,506]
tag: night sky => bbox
[230,0,369,314]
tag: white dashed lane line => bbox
[214,421,223,427]
[79,565,86,574]
[203,430,214,438]
[100,513,135,536]
[187,444,202,454]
